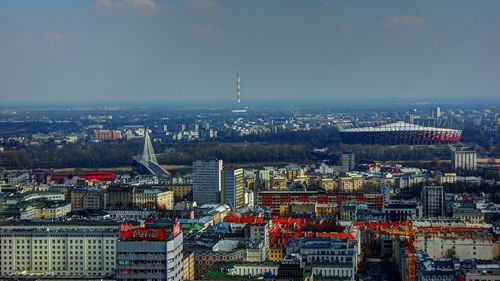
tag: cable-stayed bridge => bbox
[132,128,171,177]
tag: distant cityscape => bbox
[1,1,499,281]
[0,101,499,281]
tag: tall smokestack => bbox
[237,73,240,104]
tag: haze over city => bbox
[0,2,500,281]
[0,0,499,104]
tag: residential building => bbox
[421,186,444,218]
[231,263,279,277]
[257,190,383,215]
[133,188,172,209]
[156,191,174,210]
[106,185,133,208]
[465,269,500,281]
[415,233,495,260]
[70,189,106,210]
[341,153,356,171]
[285,237,358,280]
[94,129,122,141]
[384,199,422,221]
[452,208,484,224]
[40,202,72,218]
[338,176,363,192]
[168,185,193,202]
[451,150,477,171]
[182,251,195,281]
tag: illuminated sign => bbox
[119,228,166,241]
[119,222,134,232]
[170,221,181,237]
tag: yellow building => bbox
[380,177,395,187]
[315,203,338,217]
[270,177,287,190]
[436,173,457,185]
[156,191,174,210]
[338,176,363,192]
[40,203,72,219]
[279,205,290,217]
[363,178,380,189]
[320,178,336,191]
[245,178,256,189]
[168,185,193,202]
[268,247,284,263]
[183,251,195,280]
[286,169,300,181]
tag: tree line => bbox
[0,125,496,169]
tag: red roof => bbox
[50,171,117,181]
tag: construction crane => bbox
[379,220,416,281]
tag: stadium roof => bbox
[340,121,460,133]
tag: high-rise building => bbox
[116,222,183,281]
[451,150,477,171]
[432,106,441,118]
[341,153,355,171]
[405,114,416,124]
[421,185,444,218]
[193,160,223,205]
[223,168,245,210]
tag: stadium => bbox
[339,121,462,145]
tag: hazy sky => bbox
[0,0,499,104]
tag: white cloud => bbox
[96,0,158,13]
[377,15,424,28]
[46,32,64,42]
[185,0,221,12]
[191,25,222,37]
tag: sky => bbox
[0,0,499,105]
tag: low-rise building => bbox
[285,237,358,280]
[106,185,133,208]
[452,208,485,224]
[231,263,279,277]
[40,202,72,218]
[415,233,495,260]
[156,190,174,210]
[71,188,107,210]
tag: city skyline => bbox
[0,0,499,104]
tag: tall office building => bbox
[421,185,444,218]
[451,150,477,171]
[432,106,441,118]
[404,114,416,124]
[223,168,245,210]
[193,160,223,205]
[341,153,355,171]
